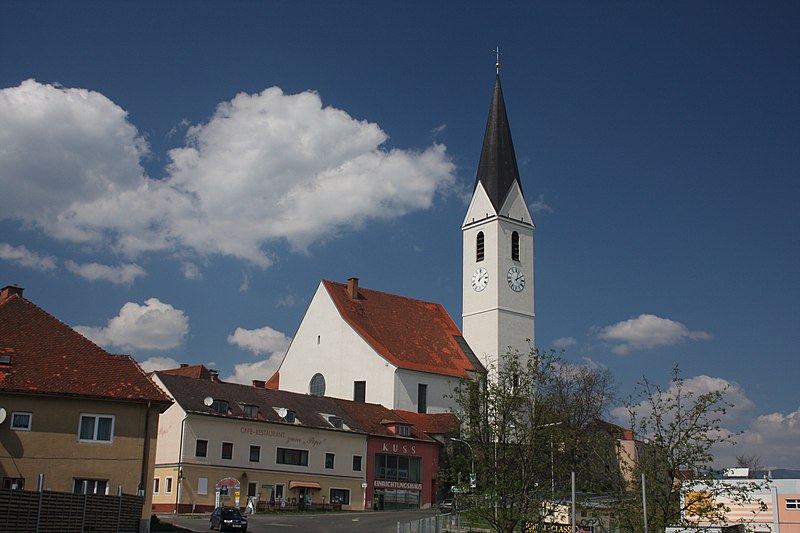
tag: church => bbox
[272,73,535,415]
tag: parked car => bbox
[438,498,457,513]
[210,506,248,532]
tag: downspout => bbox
[175,413,187,513]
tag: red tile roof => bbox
[160,364,215,380]
[323,280,481,378]
[393,409,460,436]
[0,290,171,404]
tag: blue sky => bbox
[1,2,798,468]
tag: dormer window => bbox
[0,354,12,365]
[396,424,411,437]
[329,417,344,429]
[241,404,259,418]
[211,400,229,414]
[273,407,296,423]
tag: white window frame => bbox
[11,412,32,431]
[153,477,160,495]
[787,498,800,510]
[78,413,115,443]
[165,476,173,496]
[197,477,208,496]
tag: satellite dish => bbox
[277,408,288,418]
[0,408,6,424]
[203,397,214,407]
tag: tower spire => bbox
[474,72,522,212]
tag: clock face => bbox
[507,267,525,292]
[471,267,489,292]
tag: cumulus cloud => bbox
[0,80,457,268]
[65,260,145,284]
[529,193,553,215]
[727,408,800,468]
[181,262,202,280]
[595,314,711,355]
[552,336,577,349]
[137,356,182,373]
[227,325,292,355]
[0,243,56,271]
[74,298,188,350]
[224,357,283,385]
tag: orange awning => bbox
[289,481,321,490]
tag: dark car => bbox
[209,506,248,532]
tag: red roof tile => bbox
[0,291,171,404]
[393,409,460,435]
[323,280,479,377]
[160,364,214,380]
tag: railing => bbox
[398,512,460,533]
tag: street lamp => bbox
[449,438,475,487]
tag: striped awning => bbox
[289,481,322,490]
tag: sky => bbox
[1,2,798,469]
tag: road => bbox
[159,508,445,533]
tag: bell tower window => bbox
[476,232,485,262]
[511,231,520,261]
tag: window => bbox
[195,439,208,458]
[276,447,308,466]
[325,453,335,469]
[78,414,114,442]
[396,424,411,437]
[354,380,366,402]
[375,454,422,482]
[0,354,11,364]
[330,488,350,505]
[197,477,208,496]
[787,498,800,509]
[11,412,31,431]
[275,484,285,500]
[153,478,160,495]
[74,479,108,495]
[417,384,428,414]
[247,482,257,497]
[353,456,362,471]
[328,416,344,429]
[476,232,484,262]
[511,231,520,261]
[2,478,24,490]
[250,445,261,462]
[221,442,234,460]
[309,373,326,396]
[164,477,173,495]
[211,400,229,414]
[242,404,259,418]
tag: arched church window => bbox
[511,231,520,262]
[309,373,326,397]
[476,232,485,262]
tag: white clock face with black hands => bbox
[507,267,525,292]
[471,267,489,292]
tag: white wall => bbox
[394,368,461,414]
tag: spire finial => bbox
[494,46,501,74]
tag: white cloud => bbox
[181,262,203,280]
[0,243,56,271]
[0,81,457,268]
[595,314,711,354]
[224,357,282,385]
[74,298,188,351]
[722,408,800,469]
[552,336,577,349]
[227,325,291,355]
[529,193,553,214]
[65,260,145,284]
[137,356,182,373]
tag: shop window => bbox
[78,414,114,443]
[325,453,335,469]
[277,447,308,466]
[330,488,350,505]
[221,442,234,460]
[375,454,422,483]
[11,412,31,431]
[195,439,208,458]
[250,445,261,462]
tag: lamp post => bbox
[449,438,475,485]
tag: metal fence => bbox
[0,488,143,533]
[397,512,465,533]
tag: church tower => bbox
[462,74,535,375]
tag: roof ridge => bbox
[322,279,444,307]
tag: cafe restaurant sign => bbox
[373,480,423,491]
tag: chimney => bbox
[0,286,24,301]
[347,277,359,300]
[209,369,219,382]
[252,380,265,389]
[180,363,189,368]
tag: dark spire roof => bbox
[474,75,523,211]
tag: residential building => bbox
[151,366,443,512]
[0,285,172,532]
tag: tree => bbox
[447,348,615,533]
[607,366,766,532]
[735,454,764,474]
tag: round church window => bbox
[309,373,326,396]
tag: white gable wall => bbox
[278,282,398,407]
[394,368,462,414]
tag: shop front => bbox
[366,437,440,510]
